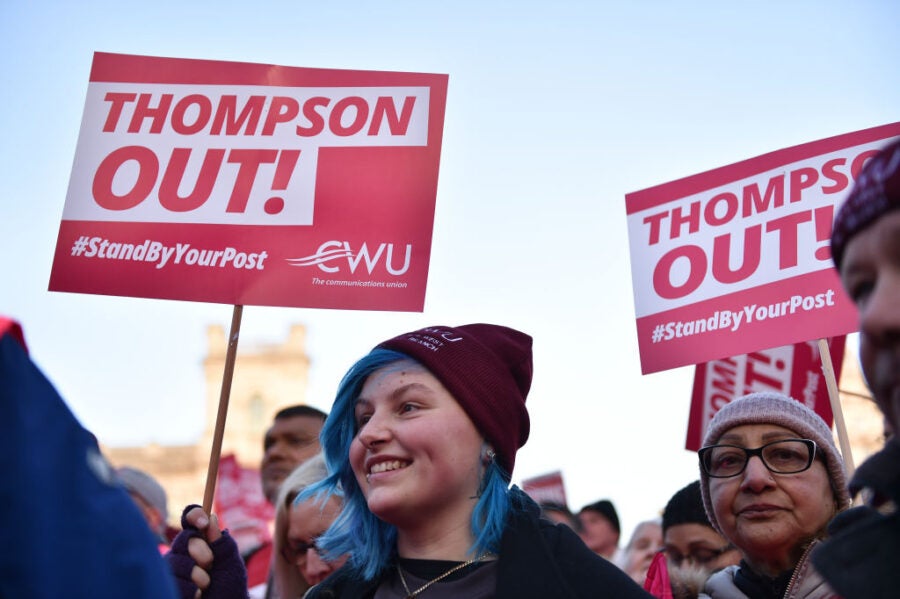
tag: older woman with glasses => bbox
[272,452,348,598]
[696,391,851,598]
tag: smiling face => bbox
[349,361,485,534]
[708,424,836,576]
[840,210,900,436]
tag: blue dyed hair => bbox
[299,348,516,581]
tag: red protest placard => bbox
[626,123,900,374]
[213,454,273,554]
[684,336,845,451]
[49,53,448,312]
[521,470,568,507]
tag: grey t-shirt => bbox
[374,558,498,599]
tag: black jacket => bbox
[305,489,651,598]
[812,438,900,599]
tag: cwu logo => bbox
[286,241,412,275]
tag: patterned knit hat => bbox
[831,138,900,270]
[377,324,533,474]
[698,391,850,534]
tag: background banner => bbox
[685,336,846,451]
[521,470,568,507]
[213,453,273,554]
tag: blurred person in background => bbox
[618,519,663,586]
[644,480,740,598]
[578,498,622,561]
[538,501,582,532]
[246,405,328,596]
[117,465,172,553]
[271,452,347,598]
[260,406,328,504]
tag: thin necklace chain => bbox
[397,553,488,598]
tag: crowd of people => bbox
[164,137,900,598]
[3,137,899,598]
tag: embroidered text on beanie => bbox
[377,323,533,475]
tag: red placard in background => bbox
[685,336,846,451]
[625,124,900,374]
[50,52,448,312]
[521,470,568,507]
[213,454,273,554]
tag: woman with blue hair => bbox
[301,323,650,598]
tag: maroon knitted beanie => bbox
[376,323,533,474]
[831,137,900,270]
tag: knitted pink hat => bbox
[377,324,533,475]
[698,391,850,534]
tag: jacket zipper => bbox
[782,541,815,599]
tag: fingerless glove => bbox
[163,504,249,599]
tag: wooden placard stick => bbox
[818,337,855,479]
[202,304,244,513]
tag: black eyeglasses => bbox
[698,439,817,478]
[280,537,322,563]
[663,544,735,567]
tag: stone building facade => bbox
[104,323,311,523]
